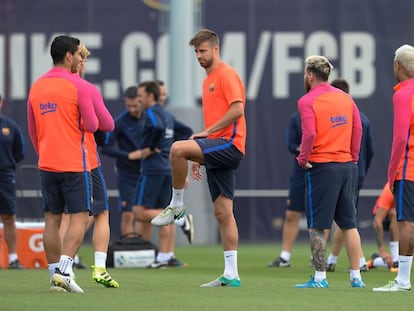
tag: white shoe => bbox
[372,280,411,292]
[181,213,194,244]
[200,276,241,288]
[151,205,186,227]
[50,285,67,292]
[51,270,84,293]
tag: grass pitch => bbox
[1,243,414,311]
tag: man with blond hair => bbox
[77,44,119,288]
[374,44,414,292]
[294,55,365,288]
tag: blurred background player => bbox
[0,94,25,269]
[325,78,374,272]
[155,80,194,244]
[366,182,399,271]
[101,86,146,237]
[133,81,188,268]
[267,112,329,267]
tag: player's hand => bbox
[191,130,209,140]
[128,150,142,160]
[191,162,202,180]
[304,162,313,169]
[141,147,161,159]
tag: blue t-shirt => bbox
[101,110,143,175]
[0,115,25,174]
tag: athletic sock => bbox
[170,188,184,208]
[280,250,291,262]
[359,257,367,267]
[58,255,74,277]
[223,250,239,279]
[327,254,338,264]
[314,271,326,282]
[48,262,59,278]
[94,251,107,268]
[390,241,399,262]
[396,255,413,286]
[8,253,17,263]
[350,269,361,281]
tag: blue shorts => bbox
[40,170,92,214]
[117,172,140,213]
[134,174,172,209]
[394,180,414,222]
[0,172,16,215]
[305,162,358,230]
[91,167,109,216]
[195,138,244,202]
[286,172,305,213]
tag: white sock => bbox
[48,262,59,278]
[396,255,413,286]
[170,188,184,208]
[8,253,18,263]
[74,254,80,264]
[390,241,399,262]
[350,269,361,281]
[280,250,291,262]
[175,218,185,226]
[327,254,338,264]
[314,271,326,282]
[359,257,367,267]
[373,257,388,268]
[223,250,239,279]
[157,252,171,262]
[94,251,107,268]
[58,255,74,277]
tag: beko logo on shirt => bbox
[39,102,57,115]
[330,115,347,127]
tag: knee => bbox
[1,214,15,226]
[285,211,300,224]
[170,142,182,161]
[214,209,234,226]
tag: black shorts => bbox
[117,172,140,213]
[195,138,243,202]
[0,173,16,215]
[394,180,414,222]
[305,162,358,230]
[91,167,109,216]
[134,174,172,209]
[40,170,92,214]
[286,172,305,213]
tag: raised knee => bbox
[170,142,182,160]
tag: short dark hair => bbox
[50,35,80,65]
[124,86,138,99]
[331,78,350,94]
[138,81,160,101]
[154,80,165,86]
[189,29,219,47]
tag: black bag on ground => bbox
[106,233,159,268]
